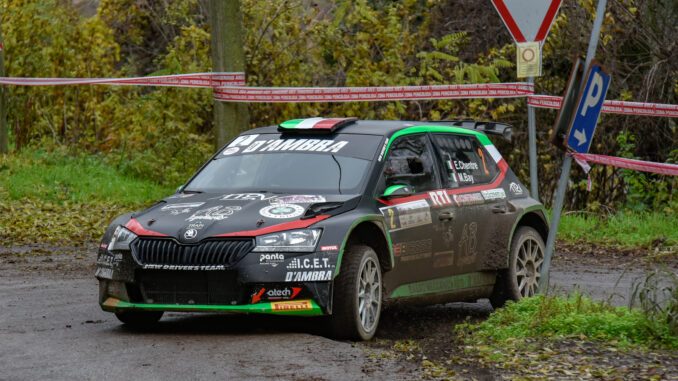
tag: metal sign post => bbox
[539,0,609,290]
[491,0,563,201]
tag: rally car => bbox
[96,117,548,340]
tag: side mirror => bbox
[175,185,184,193]
[381,185,413,199]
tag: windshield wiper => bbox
[181,189,204,194]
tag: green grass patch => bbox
[0,148,173,205]
[457,293,678,350]
[0,149,175,245]
[558,211,678,249]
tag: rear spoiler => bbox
[422,120,512,141]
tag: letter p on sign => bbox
[580,72,604,116]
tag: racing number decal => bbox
[477,148,490,175]
[387,208,397,230]
[458,222,478,265]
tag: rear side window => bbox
[432,133,498,188]
[382,134,438,193]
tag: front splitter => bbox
[102,297,323,316]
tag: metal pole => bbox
[539,0,607,290]
[527,76,538,200]
[0,22,8,155]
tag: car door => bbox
[430,132,503,275]
[377,134,442,289]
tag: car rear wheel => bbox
[115,310,164,327]
[328,244,382,341]
[490,226,545,309]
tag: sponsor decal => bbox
[270,195,327,204]
[259,204,305,219]
[259,253,285,267]
[287,257,332,270]
[227,134,259,148]
[95,267,114,279]
[433,250,455,268]
[220,193,276,201]
[380,199,432,232]
[142,264,226,270]
[285,271,333,282]
[271,300,313,311]
[509,182,524,195]
[481,188,506,201]
[96,252,123,267]
[320,245,338,252]
[377,139,388,162]
[166,193,195,199]
[99,243,108,250]
[251,286,302,303]
[222,147,239,156]
[187,221,205,230]
[396,239,433,262]
[428,190,454,207]
[453,192,484,206]
[184,229,198,240]
[186,205,242,221]
[228,134,349,155]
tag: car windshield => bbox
[184,133,383,194]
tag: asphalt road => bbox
[0,245,659,381]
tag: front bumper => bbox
[101,297,323,316]
[95,238,339,316]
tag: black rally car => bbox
[96,117,548,340]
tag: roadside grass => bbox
[455,292,678,378]
[457,292,678,351]
[0,148,173,204]
[0,149,174,245]
[559,211,678,250]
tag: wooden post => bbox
[0,22,8,154]
[209,0,249,151]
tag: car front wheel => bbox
[490,226,545,309]
[328,244,382,341]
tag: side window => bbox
[382,134,438,194]
[433,133,498,188]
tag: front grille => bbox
[137,270,242,305]
[131,238,254,268]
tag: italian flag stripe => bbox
[484,144,503,164]
[280,117,354,130]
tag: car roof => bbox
[244,119,512,142]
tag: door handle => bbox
[492,205,507,214]
[438,212,454,221]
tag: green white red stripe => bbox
[279,117,356,130]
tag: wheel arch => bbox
[334,217,393,278]
[508,206,549,255]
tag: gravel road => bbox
[0,243,674,380]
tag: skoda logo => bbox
[184,229,198,240]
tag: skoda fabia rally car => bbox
[96,117,548,340]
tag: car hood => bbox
[128,192,359,242]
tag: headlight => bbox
[108,226,137,251]
[252,229,321,252]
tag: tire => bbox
[328,244,382,341]
[115,310,163,327]
[490,226,545,309]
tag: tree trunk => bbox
[0,22,8,154]
[209,0,249,151]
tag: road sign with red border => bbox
[491,0,563,43]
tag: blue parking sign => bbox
[566,61,611,154]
